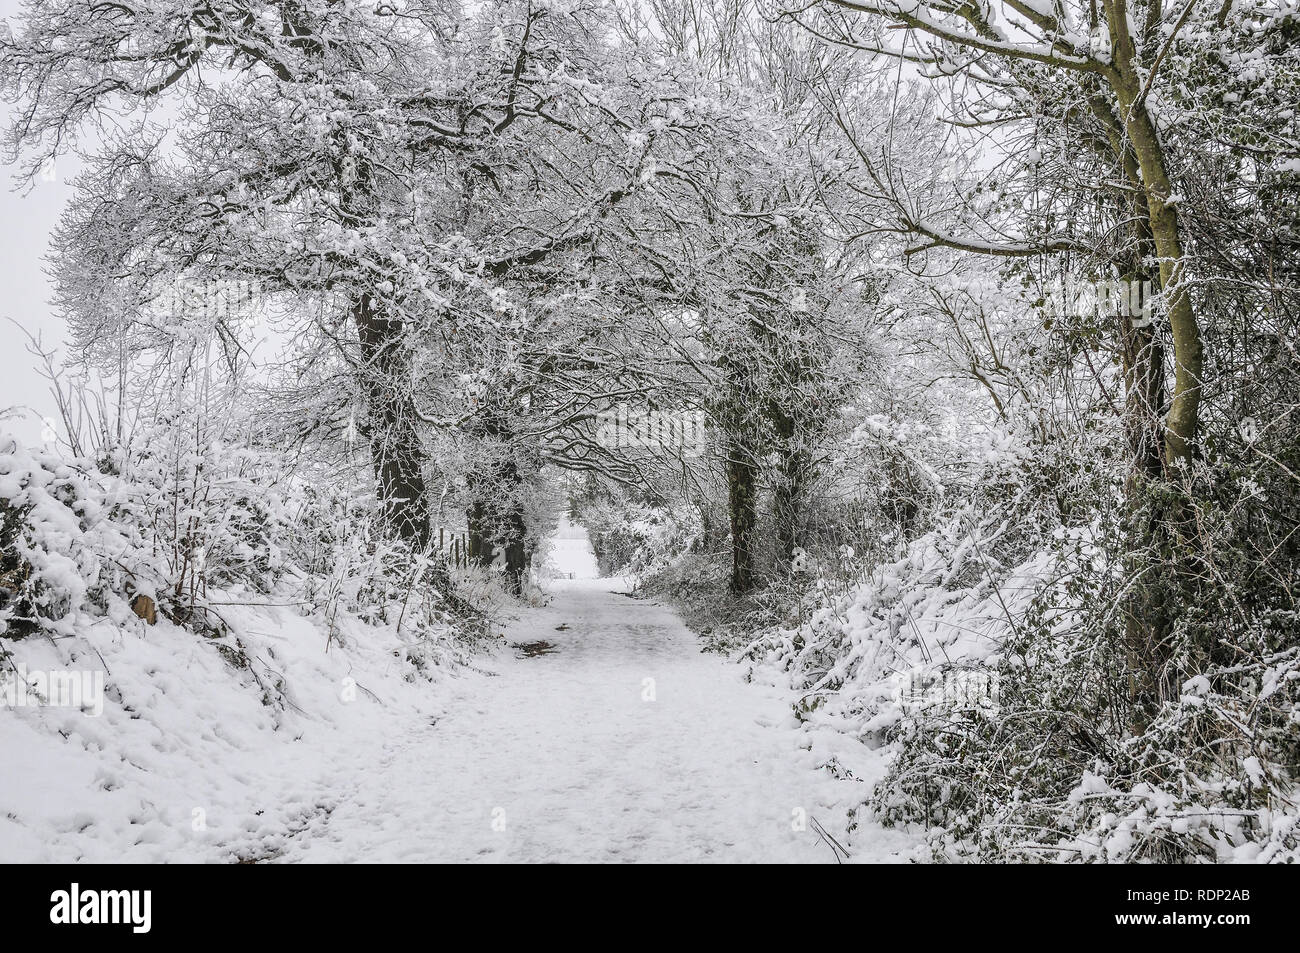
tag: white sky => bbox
[0,0,74,444]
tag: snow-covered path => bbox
[276,530,887,863]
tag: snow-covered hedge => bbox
[578,494,704,582]
[0,422,478,656]
[743,495,1300,863]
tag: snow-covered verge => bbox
[2,599,458,862]
[0,430,485,862]
[740,506,1300,864]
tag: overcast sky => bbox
[0,125,74,447]
[0,0,75,444]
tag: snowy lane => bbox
[277,577,872,863]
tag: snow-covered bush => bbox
[0,438,151,638]
[743,446,1300,862]
[0,414,484,669]
[871,513,1300,862]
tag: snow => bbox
[273,575,917,863]
[0,602,448,863]
[542,515,601,580]
[2,520,919,863]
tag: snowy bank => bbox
[0,431,482,862]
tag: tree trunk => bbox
[466,489,529,595]
[355,293,431,549]
[773,439,808,563]
[1105,0,1203,467]
[1102,3,1207,720]
[726,440,760,594]
[501,504,529,595]
[466,494,494,568]
[1118,257,1167,483]
[464,415,530,595]
[1114,239,1175,722]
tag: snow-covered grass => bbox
[720,504,1043,853]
